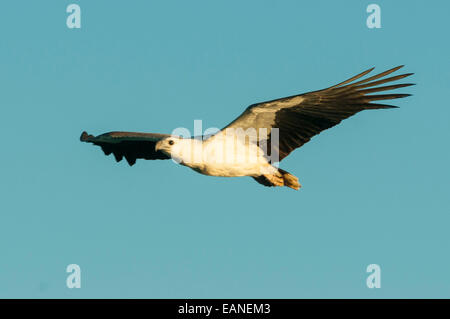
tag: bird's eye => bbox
[168,140,174,145]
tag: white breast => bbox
[176,136,275,177]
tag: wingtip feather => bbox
[80,131,94,142]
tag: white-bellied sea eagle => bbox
[81,66,414,190]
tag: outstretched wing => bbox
[80,131,171,166]
[212,65,414,162]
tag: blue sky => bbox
[0,0,449,298]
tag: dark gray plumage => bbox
[80,131,171,165]
[220,65,414,161]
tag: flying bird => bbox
[81,66,414,190]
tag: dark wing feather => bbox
[80,131,171,165]
[218,65,414,162]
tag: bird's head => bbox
[155,136,190,161]
[155,136,202,164]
